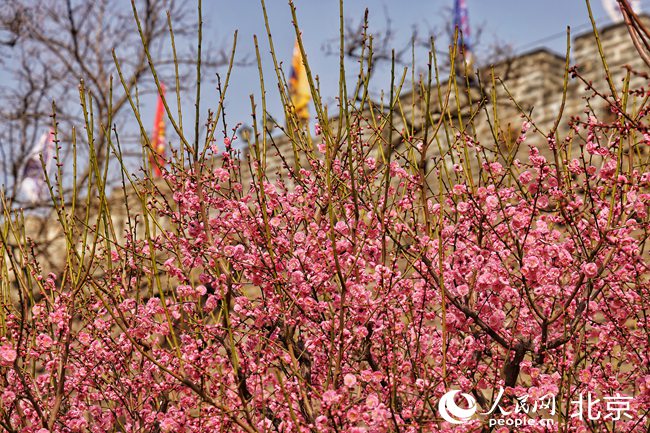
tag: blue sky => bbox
[183,0,648,137]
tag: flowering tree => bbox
[0,1,648,432]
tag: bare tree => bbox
[0,0,229,209]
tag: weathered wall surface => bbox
[269,17,649,182]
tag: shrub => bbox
[0,1,648,432]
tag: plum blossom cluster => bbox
[1,91,649,433]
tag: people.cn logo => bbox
[438,390,478,424]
